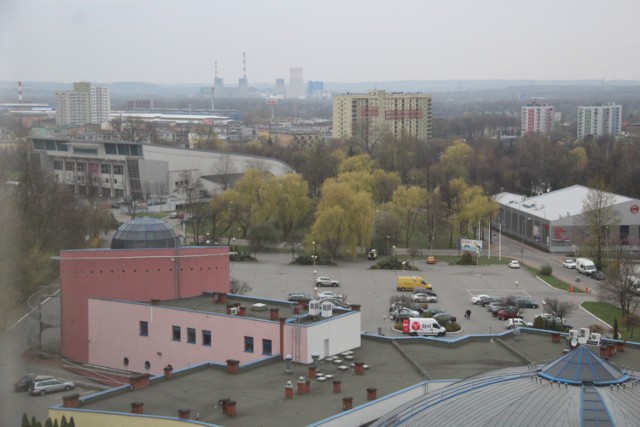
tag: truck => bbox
[396,276,432,291]
[576,258,596,276]
[402,318,447,336]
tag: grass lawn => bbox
[581,301,637,341]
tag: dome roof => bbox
[111,217,180,249]
[539,346,629,386]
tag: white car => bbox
[316,276,340,287]
[317,291,342,300]
[411,293,438,303]
[508,260,520,269]
[505,318,533,329]
[562,259,577,269]
[471,294,490,304]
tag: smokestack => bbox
[18,81,23,103]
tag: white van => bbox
[403,317,447,336]
[576,258,596,275]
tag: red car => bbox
[497,307,523,320]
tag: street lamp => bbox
[387,235,390,256]
[312,241,317,283]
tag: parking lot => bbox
[231,252,602,337]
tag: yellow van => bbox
[396,276,432,291]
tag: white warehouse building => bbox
[493,185,640,254]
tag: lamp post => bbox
[387,235,390,256]
[312,241,317,284]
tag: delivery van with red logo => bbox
[402,318,447,336]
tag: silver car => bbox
[29,378,75,395]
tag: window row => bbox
[63,265,222,274]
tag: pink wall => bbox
[60,247,229,363]
[88,299,281,374]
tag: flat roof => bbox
[63,332,640,426]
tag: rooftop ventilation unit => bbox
[320,301,333,318]
[230,307,239,315]
[309,300,320,316]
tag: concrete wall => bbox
[47,409,214,427]
[88,299,281,375]
[60,247,230,363]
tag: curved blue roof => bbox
[110,216,180,249]
[538,346,629,386]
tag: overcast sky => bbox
[1,0,639,85]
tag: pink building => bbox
[521,99,555,135]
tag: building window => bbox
[101,164,111,174]
[620,225,629,245]
[113,164,124,175]
[144,361,150,370]
[123,357,129,367]
[139,321,148,336]
[202,330,211,346]
[77,162,86,172]
[54,160,63,170]
[244,336,254,353]
[172,325,181,341]
[187,327,196,344]
[65,161,75,171]
[262,339,272,356]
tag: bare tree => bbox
[598,253,640,319]
[122,197,138,219]
[215,154,236,191]
[581,186,619,268]
[110,116,156,143]
[543,298,576,325]
[175,171,207,244]
[229,278,252,295]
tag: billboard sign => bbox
[459,238,482,253]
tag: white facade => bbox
[577,104,622,139]
[288,67,305,99]
[521,101,555,135]
[55,82,111,126]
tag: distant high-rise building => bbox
[274,78,286,97]
[287,67,305,99]
[307,81,324,98]
[55,82,110,126]
[214,77,225,98]
[332,90,433,142]
[520,100,554,135]
[577,103,622,140]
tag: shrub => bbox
[533,316,545,329]
[588,324,605,334]
[540,264,553,276]
[457,251,475,265]
[371,256,418,271]
[445,322,461,332]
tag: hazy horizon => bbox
[2,0,640,85]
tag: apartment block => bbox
[55,82,111,126]
[577,103,622,139]
[332,90,433,142]
[521,100,555,135]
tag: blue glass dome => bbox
[110,217,180,249]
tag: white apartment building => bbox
[577,103,622,140]
[520,100,555,135]
[55,82,111,126]
[332,90,433,142]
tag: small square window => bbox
[139,321,148,337]
[244,336,254,353]
[172,325,181,342]
[202,330,211,346]
[187,328,196,344]
[262,339,272,356]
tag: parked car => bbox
[29,378,75,396]
[562,259,577,269]
[317,291,342,300]
[508,260,520,269]
[505,318,533,329]
[390,307,421,321]
[426,256,436,264]
[411,293,438,303]
[316,276,340,287]
[367,249,378,260]
[413,288,437,297]
[590,270,606,281]
[471,294,491,304]
[515,297,539,309]
[14,374,53,393]
[497,307,523,320]
[423,308,446,317]
[287,292,311,303]
[433,312,457,324]
[478,296,499,307]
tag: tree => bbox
[312,179,374,258]
[543,298,576,326]
[598,254,640,319]
[260,173,311,241]
[391,185,426,247]
[229,278,252,295]
[222,169,269,238]
[581,186,619,268]
[175,171,207,244]
[110,116,156,142]
[247,222,280,255]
